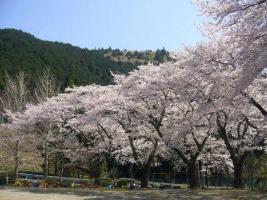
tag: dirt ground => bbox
[0,187,266,200]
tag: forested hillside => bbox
[0,29,170,89]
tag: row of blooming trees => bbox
[1,0,267,189]
[5,63,266,188]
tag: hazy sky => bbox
[0,0,205,50]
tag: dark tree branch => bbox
[241,91,267,117]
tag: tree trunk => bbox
[14,140,20,180]
[140,165,150,188]
[233,162,243,189]
[43,141,49,179]
[94,160,103,185]
[54,160,57,176]
[130,164,134,187]
[188,163,200,189]
[196,162,201,188]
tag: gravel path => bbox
[0,188,266,200]
[0,189,88,200]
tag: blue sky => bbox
[0,0,205,50]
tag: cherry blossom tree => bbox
[216,79,266,188]
[81,83,168,188]
[5,87,75,178]
[6,84,124,181]
[195,0,267,90]
[195,0,267,141]
[114,61,219,188]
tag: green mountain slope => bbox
[0,29,170,90]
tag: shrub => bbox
[44,178,59,188]
[59,179,73,188]
[172,185,181,189]
[99,178,113,187]
[77,179,95,188]
[116,179,129,188]
[159,184,172,189]
[15,179,31,187]
[39,180,48,188]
